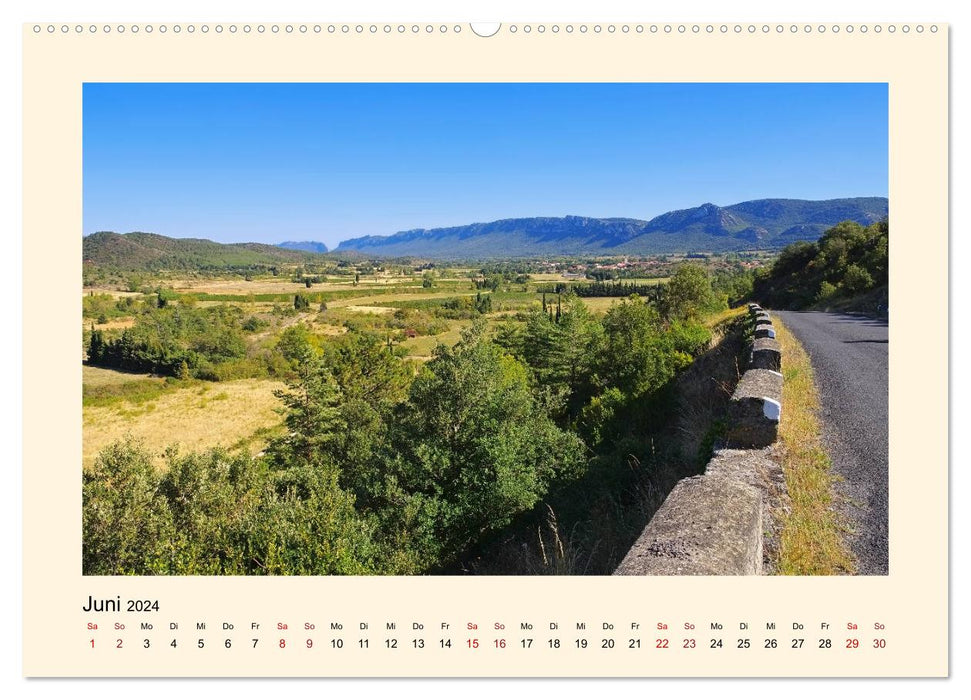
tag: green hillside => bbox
[83,231,325,272]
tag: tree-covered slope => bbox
[752,219,889,310]
[83,231,325,271]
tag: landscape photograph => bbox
[82,82,889,576]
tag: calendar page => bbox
[21,19,947,678]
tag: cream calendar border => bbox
[22,23,948,677]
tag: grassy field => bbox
[83,288,143,299]
[327,289,478,307]
[86,317,136,332]
[529,273,587,282]
[83,373,285,470]
[342,305,396,315]
[83,365,161,387]
[399,321,472,359]
[772,318,855,575]
[576,297,625,313]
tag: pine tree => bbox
[271,348,344,464]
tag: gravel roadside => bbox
[774,310,889,575]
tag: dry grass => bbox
[82,288,143,299]
[317,324,349,336]
[343,305,395,315]
[86,317,136,332]
[83,378,285,470]
[529,273,586,282]
[82,365,162,387]
[168,279,340,295]
[327,290,477,308]
[706,306,747,329]
[773,318,856,575]
[169,276,429,296]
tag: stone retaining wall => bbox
[614,303,784,576]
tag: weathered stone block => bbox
[754,312,772,325]
[727,369,783,447]
[614,475,763,576]
[705,447,783,493]
[754,323,776,340]
[750,337,782,370]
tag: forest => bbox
[751,220,889,311]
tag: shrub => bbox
[83,439,380,575]
[242,316,268,332]
[83,439,174,575]
[816,281,839,303]
[841,263,874,296]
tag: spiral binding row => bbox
[31,22,938,37]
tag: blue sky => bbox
[83,83,888,247]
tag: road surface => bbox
[774,310,889,575]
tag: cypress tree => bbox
[88,330,105,363]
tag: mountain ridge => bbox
[334,197,888,257]
[278,240,330,253]
[83,197,889,268]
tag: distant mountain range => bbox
[333,197,888,258]
[82,197,888,270]
[278,240,329,253]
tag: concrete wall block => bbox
[750,337,782,371]
[614,475,763,575]
[754,323,776,340]
[705,447,782,492]
[727,369,783,447]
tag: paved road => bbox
[774,311,889,575]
